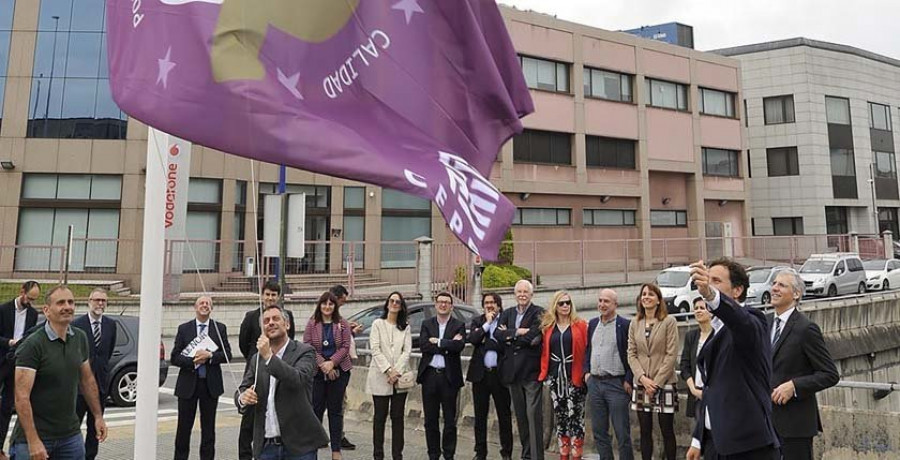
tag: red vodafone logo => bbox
[169,144,180,157]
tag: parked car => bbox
[799,253,867,297]
[864,259,900,291]
[108,315,170,407]
[348,302,480,351]
[746,265,800,306]
[655,266,700,316]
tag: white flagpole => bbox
[133,127,168,459]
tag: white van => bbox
[799,253,867,297]
[655,266,700,315]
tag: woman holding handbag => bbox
[365,291,413,460]
[304,291,353,460]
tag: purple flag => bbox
[106,0,533,259]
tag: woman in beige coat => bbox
[365,291,413,460]
[627,283,679,460]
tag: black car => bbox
[108,315,170,407]
[347,302,480,350]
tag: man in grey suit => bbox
[235,305,329,459]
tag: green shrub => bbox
[498,229,515,265]
[483,265,520,289]
[506,264,532,281]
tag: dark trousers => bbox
[472,369,513,459]
[779,436,812,460]
[637,411,676,460]
[373,391,408,460]
[421,368,460,460]
[313,370,351,452]
[0,364,14,452]
[704,431,779,460]
[508,379,544,460]
[75,394,107,460]
[174,379,218,460]
[238,409,254,460]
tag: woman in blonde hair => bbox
[627,283,679,460]
[538,291,589,460]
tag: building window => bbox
[585,136,636,169]
[825,207,848,234]
[699,88,735,117]
[342,186,366,269]
[520,55,569,93]
[583,67,632,102]
[875,151,897,179]
[702,148,739,177]
[513,208,571,226]
[773,217,803,235]
[766,147,799,177]
[830,148,857,199]
[825,96,851,125]
[869,102,892,131]
[645,78,688,111]
[27,0,127,139]
[184,178,222,272]
[743,99,749,127]
[583,209,636,226]
[0,0,14,130]
[231,180,247,272]
[879,208,899,237]
[650,210,687,227]
[382,189,430,268]
[763,95,795,124]
[16,174,122,272]
[513,129,572,165]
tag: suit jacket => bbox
[538,320,588,387]
[465,314,506,383]
[582,316,633,384]
[627,315,679,386]
[679,327,703,417]
[769,309,839,439]
[238,308,295,359]
[171,319,233,398]
[234,340,329,458]
[693,292,779,456]
[494,303,545,385]
[366,319,412,396]
[417,316,466,388]
[302,318,353,372]
[0,298,39,367]
[72,314,118,397]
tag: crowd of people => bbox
[0,256,842,460]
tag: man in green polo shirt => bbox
[9,285,107,460]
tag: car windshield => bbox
[656,270,690,288]
[800,260,835,274]
[864,260,887,270]
[348,308,383,332]
[748,268,772,283]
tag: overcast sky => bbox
[497,0,900,60]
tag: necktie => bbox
[198,324,208,378]
[772,317,782,345]
[92,321,101,350]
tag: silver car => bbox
[799,253,868,297]
[746,266,797,306]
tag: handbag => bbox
[395,371,417,390]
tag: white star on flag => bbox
[157,47,176,89]
[392,0,424,25]
[277,68,304,100]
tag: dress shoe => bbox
[340,436,356,450]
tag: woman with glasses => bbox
[538,291,589,460]
[627,283,679,460]
[365,291,412,460]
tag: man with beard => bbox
[0,280,40,460]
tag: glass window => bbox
[235,180,247,206]
[825,96,851,125]
[763,95,795,124]
[583,209,636,226]
[15,208,120,272]
[870,102,892,131]
[700,88,735,117]
[512,208,571,226]
[381,216,430,268]
[766,147,800,177]
[585,136,636,169]
[382,189,430,210]
[513,129,572,165]
[702,148,739,177]
[645,78,688,111]
[773,217,804,236]
[188,179,222,204]
[650,210,688,227]
[22,174,121,200]
[830,148,856,177]
[0,0,12,126]
[183,211,219,271]
[520,56,569,93]
[875,151,897,179]
[344,187,366,210]
[584,67,633,102]
[22,175,59,199]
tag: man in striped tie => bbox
[73,288,118,460]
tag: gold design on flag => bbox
[211,0,361,82]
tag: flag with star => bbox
[105,0,533,260]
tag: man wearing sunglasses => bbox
[0,280,41,460]
[72,288,118,460]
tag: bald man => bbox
[171,296,233,460]
[583,289,634,460]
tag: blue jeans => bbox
[587,376,634,460]
[11,433,85,460]
[258,443,316,460]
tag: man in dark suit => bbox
[494,279,545,460]
[418,291,466,460]
[235,305,328,459]
[237,280,295,460]
[171,296,233,460]
[466,292,513,460]
[0,280,40,459]
[767,268,839,460]
[73,288,118,460]
[688,258,780,460]
[582,288,633,460]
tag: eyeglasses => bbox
[557,300,572,307]
[388,298,402,305]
